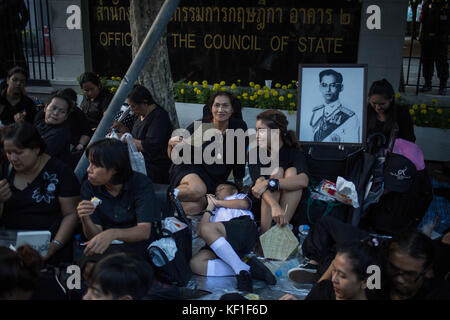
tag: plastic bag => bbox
[121,133,147,176]
[317,178,359,208]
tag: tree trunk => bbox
[129,0,179,128]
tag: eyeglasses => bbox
[386,261,428,282]
[320,83,341,90]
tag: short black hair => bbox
[319,69,343,84]
[1,122,46,155]
[85,138,132,185]
[218,181,239,193]
[59,88,78,104]
[127,84,156,106]
[88,253,153,300]
[79,72,101,87]
[390,230,434,270]
[7,66,28,80]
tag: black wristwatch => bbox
[268,178,280,192]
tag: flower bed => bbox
[99,77,450,130]
[172,80,298,114]
[396,95,450,129]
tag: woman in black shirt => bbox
[78,72,113,132]
[34,92,72,164]
[0,122,80,265]
[111,85,172,184]
[167,91,247,215]
[249,110,309,234]
[281,238,380,300]
[367,79,415,149]
[0,66,37,125]
[76,139,159,259]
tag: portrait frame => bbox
[296,64,368,147]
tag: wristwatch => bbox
[268,178,280,192]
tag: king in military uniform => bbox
[310,69,360,143]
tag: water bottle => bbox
[297,225,310,256]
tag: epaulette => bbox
[339,106,355,117]
[312,104,325,112]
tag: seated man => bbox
[189,182,276,292]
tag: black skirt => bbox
[168,163,218,195]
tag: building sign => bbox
[88,0,132,77]
[88,0,361,83]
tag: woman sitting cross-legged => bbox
[76,138,160,261]
[249,110,310,234]
[189,182,276,293]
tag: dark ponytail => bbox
[256,109,302,150]
[368,79,398,140]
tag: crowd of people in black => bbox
[0,66,449,300]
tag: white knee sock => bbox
[209,237,250,275]
[206,259,235,277]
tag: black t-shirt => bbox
[185,117,248,184]
[1,157,80,235]
[79,89,113,130]
[367,104,416,145]
[305,280,336,300]
[248,145,309,183]
[80,172,160,231]
[67,107,92,146]
[0,89,37,124]
[34,111,72,163]
[0,94,15,125]
[131,106,172,178]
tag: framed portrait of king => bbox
[296,64,367,146]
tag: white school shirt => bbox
[210,193,254,223]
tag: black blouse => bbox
[0,89,37,124]
[185,117,248,184]
[131,106,172,183]
[367,104,416,145]
[249,145,310,183]
[79,89,113,130]
[1,157,80,235]
[34,111,72,163]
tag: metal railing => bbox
[1,0,54,83]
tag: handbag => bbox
[147,218,192,287]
